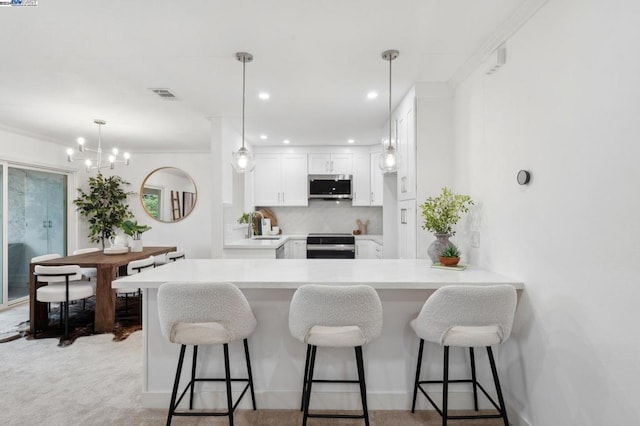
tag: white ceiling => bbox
[0,0,527,153]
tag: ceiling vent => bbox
[486,45,507,75]
[149,88,177,99]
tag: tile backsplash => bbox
[263,200,382,235]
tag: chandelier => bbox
[66,119,130,172]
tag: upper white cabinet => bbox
[396,94,417,201]
[253,153,308,206]
[370,152,383,206]
[308,153,352,175]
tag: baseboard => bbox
[142,389,503,411]
[507,403,532,426]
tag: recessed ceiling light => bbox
[258,92,270,100]
[367,91,378,99]
[260,134,268,140]
[347,139,355,144]
[283,139,290,144]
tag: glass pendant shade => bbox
[379,144,399,172]
[232,146,255,172]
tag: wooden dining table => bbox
[29,246,176,334]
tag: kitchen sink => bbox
[252,236,281,240]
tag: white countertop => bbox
[112,258,522,290]
[223,234,383,250]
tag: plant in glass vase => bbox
[420,187,474,263]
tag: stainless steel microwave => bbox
[308,175,352,199]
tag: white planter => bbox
[130,239,143,252]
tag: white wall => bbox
[452,0,640,424]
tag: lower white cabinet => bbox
[356,239,383,259]
[285,239,307,259]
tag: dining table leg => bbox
[94,264,117,333]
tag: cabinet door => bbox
[398,199,416,259]
[329,153,353,175]
[356,240,375,259]
[281,154,308,206]
[352,154,370,206]
[370,152,383,206]
[398,96,416,201]
[253,154,282,206]
[308,154,330,174]
[292,240,307,259]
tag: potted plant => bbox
[120,219,152,252]
[438,244,461,267]
[73,173,134,249]
[238,212,258,238]
[420,187,474,263]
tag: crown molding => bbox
[449,0,551,88]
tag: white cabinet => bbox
[353,152,383,206]
[308,153,352,175]
[370,152,383,206]
[356,239,383,259]
[285,239,307,259]
[396,95,416,201]
[253,153,308,206]
[352,154,370,206]
[398,199,416,259]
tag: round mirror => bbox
[140,167,197,222]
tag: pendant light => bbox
[232,52,256,173]
[379,49,399,173]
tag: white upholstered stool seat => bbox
[34,264,94,341]
[158,282,257,425]
[410,285,517,426]
[289,284,382,426]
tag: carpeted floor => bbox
[0,303,505,425]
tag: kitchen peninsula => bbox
[113,259,523,410]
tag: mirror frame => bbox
[140,166,198,223]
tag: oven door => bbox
[306,244,355,259]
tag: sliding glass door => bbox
[1,164,67,306]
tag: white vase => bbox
[130,239,143,252]
[427,233,454,263]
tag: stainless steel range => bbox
[306,233,356,259]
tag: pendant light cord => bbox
[242,57,246,150]
[388,55,392,149]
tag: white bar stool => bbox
[289,284,383,426]
[34,264,94,341]
[158,282,257,426]
[410,284,517,426]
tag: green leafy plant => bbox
[119,219,152,240]
[73,173,134,248]
[420,187,474,235]
[238,212,258,235]
[439,244,461,258]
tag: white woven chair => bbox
[73,247,100,280]
[167,250,185,262]
[289,284,383,426]
[158,282,257,425]
[118,256,154,320]
[410,285,517,426]
[34,264,94,340]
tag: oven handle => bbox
[306,244,356,251]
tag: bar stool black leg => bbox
[223,343,234,426]
[302,345,317,426]
[300,344,311,411]
[469,347,479,411]
[189,345,198,409]
[243,338,257,410]
[487,347,509,426]
[442,346,449,426]
[412,338,425,413]
[167,344,187,426]
[355,346,370,426]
